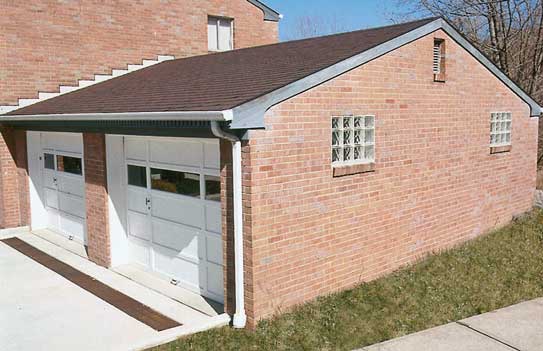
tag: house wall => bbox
[241,29,539,327]
[0,0,277,231]
[0,0,278,106]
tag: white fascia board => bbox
[246,0,281,22]
[0,110,231,122]
[230,18,540,129]
[439,20,541,117]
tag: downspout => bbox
[210,121,247,328]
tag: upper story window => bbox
[433,38,445,82]
[490,112,512,147]
[208,16,233,52]
[332,115,375,166]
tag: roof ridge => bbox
[167,16,441,63]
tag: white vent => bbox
[433,42,441,74]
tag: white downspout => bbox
[210,121,247,328]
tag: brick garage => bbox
[242,29,538,326]
[1,17,540,329]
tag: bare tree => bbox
[283,14,349,41]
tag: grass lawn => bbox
[152,209,543,351]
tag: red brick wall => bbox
[83,133,110,267]
[0,0,278,106]
[242,29,539,326]
[0,128,30,229]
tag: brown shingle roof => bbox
[8,17,437,116]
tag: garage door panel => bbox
[150,193,204,228]
[129,238,151,268]
[150,140,202,167]
[48,209,59,228]
[58,193,85,219]
[59,214,85,242]
[45,188,59,209]
[128,211,150,241]
[153,245,202,292]
[151,219,201,261]
[43,133,83,154]
[43,171,56,188]
[205,234,223,265]
[124,136,223,302]
[127,188,147,214]
[206,263,224,299]
[125,138,147,161]
[203,142,220,170]
[57,175,84,197]
[205,204,221,234]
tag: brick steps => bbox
[0,55,175,114]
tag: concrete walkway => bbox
[360,298,543,351]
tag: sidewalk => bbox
[360,298,543,351]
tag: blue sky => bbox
[263,0,406,41]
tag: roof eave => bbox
[246,0,281,22]
[0,110,233,122]
[230,18,541,130]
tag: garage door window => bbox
[150,168,200,197]
[57,155,82,175]
[127,165,147,188]
[205,175,221,201]
[44,153,55,170]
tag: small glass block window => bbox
[331,115,375,165]
[490,112,512,147]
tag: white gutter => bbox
[210,121,247,329]
[0,110,234,122]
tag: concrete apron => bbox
[0,228,230,351]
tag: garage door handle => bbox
[145,198,151,204]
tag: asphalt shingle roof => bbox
[8,17,437,116]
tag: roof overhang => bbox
[3,18,539,130]
[246,0,281,22]
[229,18,541,129]
[0,110,232,123]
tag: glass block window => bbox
[490,112,512,147]
[332,115,375,165]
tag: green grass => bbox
[152,209,543,351]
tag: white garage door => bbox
[124,137,224,302]
[40,132,86,244]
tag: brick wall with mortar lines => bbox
[0,128,30,229]
[0,0,278,105]
[241,29,539,326]
[83,133,110,267]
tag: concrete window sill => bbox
[490,145,512,154]
[333,162,375,177]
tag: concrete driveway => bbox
[361,298,543,351]
[0,230,229,351]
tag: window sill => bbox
[433,72,446,82]
[490,145,512,154]
[333,162,375,177]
